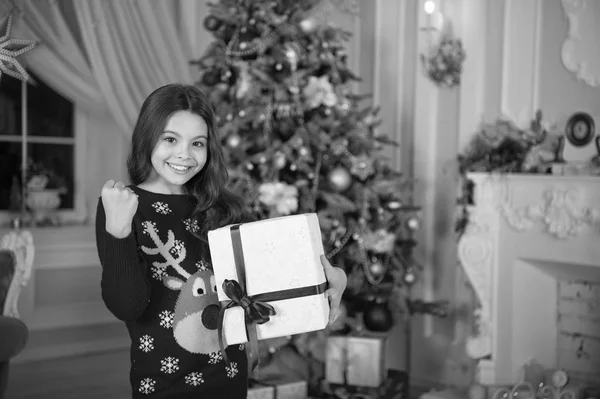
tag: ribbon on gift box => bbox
[218,223,328,371]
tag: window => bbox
[0,71,86,226]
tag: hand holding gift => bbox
[320,255,347,326]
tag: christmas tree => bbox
[192,0,447,334]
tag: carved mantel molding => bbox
[457,173,600,382]
[501,186,600,239]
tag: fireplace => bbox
[458,173,600,385]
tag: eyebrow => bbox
[162,130,208,140]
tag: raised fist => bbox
[101,180,138,238]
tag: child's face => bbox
[147,110,209,194]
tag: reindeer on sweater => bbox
[141,222,223,354]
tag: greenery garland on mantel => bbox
[455,110,560,236]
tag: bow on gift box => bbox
[218,279,276,371]
[222,279,276,324]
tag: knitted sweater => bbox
[95,186,248,399]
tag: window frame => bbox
[0,107,87,226]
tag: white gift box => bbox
[208,213,330,346]
[325,335,386,388]
[247,384,274,399]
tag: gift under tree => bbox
[192,0,447,391]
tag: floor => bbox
[5,350,132,399]
[5,350,431,399]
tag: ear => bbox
[163,276,184,291]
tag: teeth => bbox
[168,163,191,172]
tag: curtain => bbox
[73,0,195,136]
[1,0,211,137]
[0,0,103,111]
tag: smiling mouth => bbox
[167,162,193,172]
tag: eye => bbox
[164,136,176,143]
[192,277,207,297]
[193,141,205,148]
[210,275,217,293]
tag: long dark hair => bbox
[126,83,249,239]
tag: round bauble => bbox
[403,269,416,285]
[363,301,394,332]
[201,68,221,86]
[299,17,318,34]
[215,24,236,42]
[369,261,386,278]
[327,167,352,192]
[407,215,421,231]
[203,15,222,32]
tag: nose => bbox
[175,143,192,159]
[202,304,220,330]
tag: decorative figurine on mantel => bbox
[552,111,600,175]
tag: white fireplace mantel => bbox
[457,173,600,385]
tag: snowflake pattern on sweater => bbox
[96,188,248,398]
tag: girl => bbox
[95,84,347,398]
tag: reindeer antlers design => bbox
[141,222,190,279]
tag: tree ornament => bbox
[387,200,402,210]
[272,60,291,81]
[283,42,301,71]
[274,152,287,169]
[226,134,241,148]
[0,14,37,82]
[368,260,386,278]
[331,139,348,155]
[337,98,351,114]
[407,215,421,231]
[327,166,352,192]
[403,268,416,285]
[215,24,236,42]
[299,17,318,34]
[239,25,259,42]
[203,15,223,32]
[201,68,221,86]
[350,154,375,180]
[363,300,394,332]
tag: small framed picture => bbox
[565,112,595,147]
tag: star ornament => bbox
[0,14,37,82]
